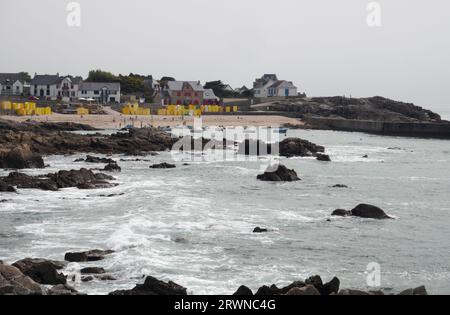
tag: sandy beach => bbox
[0,113,303,130]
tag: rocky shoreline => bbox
[0,257,428,296]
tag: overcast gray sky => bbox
[1,0,449,112]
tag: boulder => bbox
[109,276,187,295]
[257,165,300,182]
[233,285,253,296]
[398,286,428,295]
[103,163,121,172]
[84,155,116,164]
[338,289,373,295]
[81,276,94,283]
[331,209,352,217]
[286,285,320,296]
[150,163,176,169]
[253,227,268,233]
[332,204,392,219]
[80,267,105,275]
[316,153,331,162]
[12,258,67,285]
[351,204,392,219]
[0,144,44,169]
[64,249,114,262]
[0,181,16,192]
[47,284,84,296]
[0,263,45,295]
[331,184,348,188]
[255,285,281,296]
[322,277,340,295]
[279,138,325,158]
[0,169,116,191]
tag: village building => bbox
[0,73,29,96]
[30,74,61,100]
[162,81,205,105]
[253,74,298,98]
[78,82,121,103]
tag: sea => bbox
[1,129,450,295]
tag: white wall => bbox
[31,84,59,100]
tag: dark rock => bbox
[322,277,340,295]
[81,276,94,283]
[103,162,121,172]
[0,169,116,191]
[0,181,16,192]
[96,274,117,281]
[80,267,105,275]
[286,285,320,295]
[238,137,325,158]
[332,204,392,220]
[338,289,373,295]
[399,286,428,295]
[316,153,331,162]
[351,204,392,219]
[12,258,67,285]
[0,144,44,169]
[109,276,187,296]
[64,249,114,262]
[331,184,348,188]
[150,163,176,169]
[278,281,306,294]
[255,284,281,296]
[84,155,116,164]
[47,284,84,295]
[362,155,369,158]
[0,263,45,295]
[331,209,352,217]
[233,285,253,296]
[253,227,268,233]
[257,165,300,182]
[413,286,428,295]
[305,275,324,293]
[279,138,325,158]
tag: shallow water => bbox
[1,129,449,295]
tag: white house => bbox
[253,74,298,98]
[0,73,28,96]
[58,76,83,102]
[30,74,61,100]
[78,82,121,103]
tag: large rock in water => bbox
[150,163,176,169]
[332,204,392,220]
[279,138,325,158]
[351,204,392,219]
[238,138,325,158]
[257,165,300,182]
[64,249,114,262]
[0,144,44,169]
[12,258,67,285]
[0,181,16,192]
[0,262,46,295]
[0,169,116,191]
[109,276,187,295]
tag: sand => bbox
[0,113,303,130]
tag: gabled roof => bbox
[0,73,28,85]
[79,82,121,91]
[31,75,61,86]
[61,76,83,85]
[167,81,204,92]
[268,80,297,89]
[204,89,219,100]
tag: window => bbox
[46,90,50,96]
[177,92,181,97]
[71,92,75,96]
[94,91,99,95]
